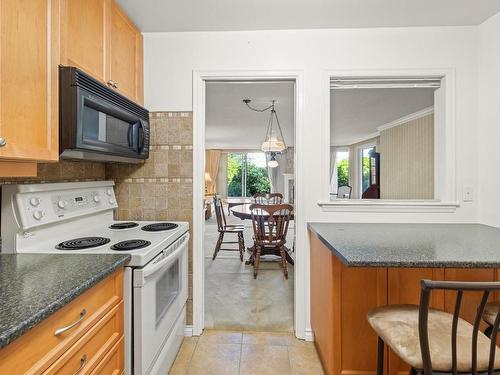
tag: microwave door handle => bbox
[128,122,140,152]
[137,121,145,152]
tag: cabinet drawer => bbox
[90,336,124,375]
[0,270,123,375]
[43,301,123,374]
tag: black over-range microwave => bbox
[59,66,149,163]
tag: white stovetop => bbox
[16,220,189,267]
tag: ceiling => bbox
[118,0,500,32]
[205,81,295,150]
[331,88,435,146]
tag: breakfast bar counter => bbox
[308,223,500,375]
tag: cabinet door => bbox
[60,0,107,82]
[108,1,143,104]
[0,0,59,162]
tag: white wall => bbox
[478,12,500,227]
[144,26,479,223]
[144,25,483,338]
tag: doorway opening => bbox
[202,80,296,332]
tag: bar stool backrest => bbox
[419,280,500,375]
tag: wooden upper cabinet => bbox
[0,0,59,162]
[60,0,107,83]
[108,1,144,104]
[60,0,144,104]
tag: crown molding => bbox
[376,106,434,132]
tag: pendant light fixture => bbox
[243,99,286,168]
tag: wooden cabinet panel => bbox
[108,1,143,104]
[0,269,123,374]
[387,268,445,375]
[310,233,335,374]
[340,264,387,374]
[44,302,124,374]
[60,0,107,82]
[0,0,59,162]
[90,336,124,375]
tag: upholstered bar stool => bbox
[484,301,500,337]
[367,280,500,375]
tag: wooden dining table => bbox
[230,203,295,220]
[230,203,295,266]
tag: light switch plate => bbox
[463,186,473,202]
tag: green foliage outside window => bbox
[337,159,349,187]
[227,154,271,197]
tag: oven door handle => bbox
[134,235,189,286]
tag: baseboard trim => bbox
[304,328,314,342]
[184,325,193,336]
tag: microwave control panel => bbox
[14,186,118,229]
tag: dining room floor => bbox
[204,203,294,332]
[168,330,324,375]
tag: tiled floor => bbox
[169,330,324,375]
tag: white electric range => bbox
[1,180,189,375]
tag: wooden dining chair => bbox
[368,279,500,375]
[249,203,293,279]
[253,193,283,204]
[267,193,283,204]
[212,196,245,261]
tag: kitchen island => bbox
[308,223,500,375]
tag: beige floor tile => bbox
[288,346,325,375]
[242,331,295,346]
[168,337,199,375]
[197,330,243,344]
[187,342,241,375]
[239,344,291,375]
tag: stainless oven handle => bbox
[141,235,188,279]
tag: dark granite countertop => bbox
[308,223,500,268]
[0,254,130,349]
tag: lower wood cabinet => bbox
[0,269,124,375]
[309,232,500,375]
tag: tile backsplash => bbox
[107,111,194,324]
[0,112,194,323]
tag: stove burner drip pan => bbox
[109,222,139,229]
[141,223,179,232]
[111,239,152,251]
[56,237,111,250]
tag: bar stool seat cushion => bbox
[483,301,500,326]
[367,304,500,371]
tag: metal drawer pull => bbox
[73,354,87,375]
[107,80,118,89]
[54,309,87,336]
[0,138,6,147]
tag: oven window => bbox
[155,259,180,326]
[82,105,132,148]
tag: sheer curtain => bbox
[205,150,221,195]
[330,146,338,195]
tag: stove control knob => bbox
[106,188,113,196]
[33,210,43,220]
[29,197,40,207]
[93,195,101,203]
[108,198,116,205]
[57,200,67,209]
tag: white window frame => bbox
[319,68,459,213]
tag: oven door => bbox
[77,90,149,158]
[133,233,188,375]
